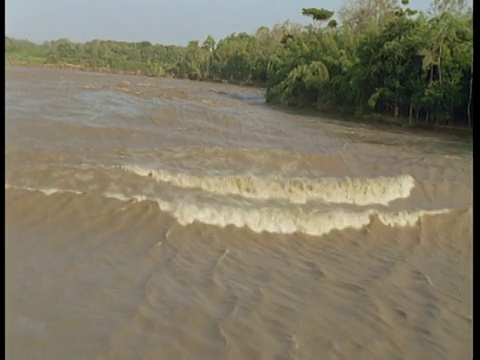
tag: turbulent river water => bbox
[5,67,473,359]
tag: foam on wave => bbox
[122,166,415,206]
[7,184,451,237]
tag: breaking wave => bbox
[121,165,416,206]
[6,185,452,237]
[5,183,83,196]
[153,198,450,236]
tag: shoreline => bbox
[6,63,472,139]
[5,62,265,87]
[266,104,472,140]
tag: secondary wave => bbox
[6,185,452,237]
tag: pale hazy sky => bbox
[6,0,434,45]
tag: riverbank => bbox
[351,112,472,139]
[5,62,265,87]
[269,103,473,141]
[6,63,472,139]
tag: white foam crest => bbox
[153,199,451,236]
[103,192,148,202]
[376,209,452,227]
[5,184,83,196]
[122,166,415,206]
[103,192,131,202]
[6,184,452,237]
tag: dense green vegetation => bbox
[5,0,472,127]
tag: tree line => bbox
[5,0,473,126]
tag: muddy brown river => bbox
[5,67,472,359]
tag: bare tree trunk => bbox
[437,31,446,84]
[467,63,473,127]
[426,111,429,123]
[409,106,413,124]
[438,51,442,84]
[394,103,399,117]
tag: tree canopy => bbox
[5,0,473,127]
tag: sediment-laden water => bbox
[6,67,472,359]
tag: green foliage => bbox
[5,0,473,126]
[328,20,338,28]
[267,2,472,126]
[5,37,50,64]
[301,8,334,22]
